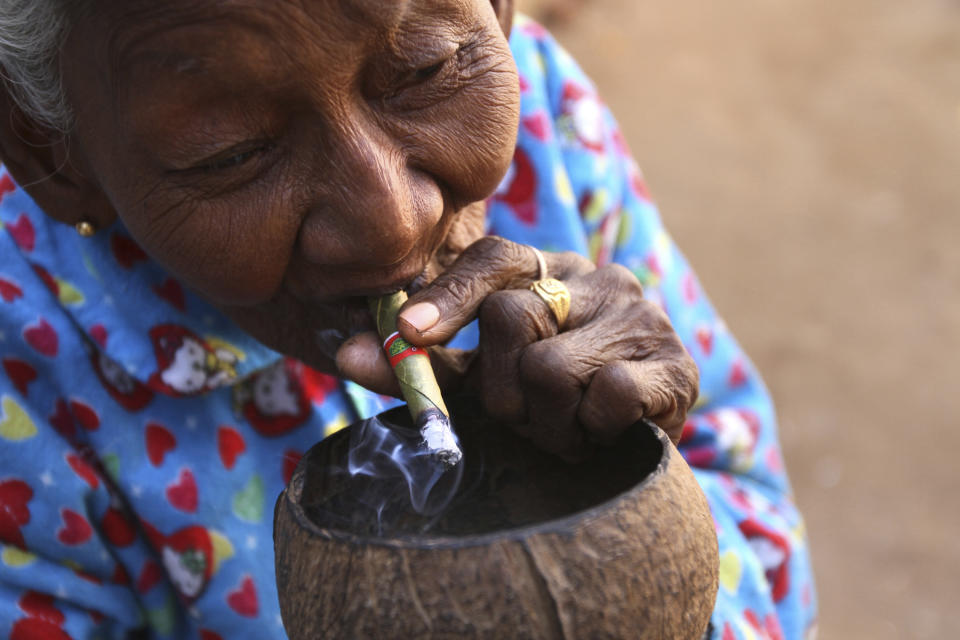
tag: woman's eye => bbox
[413,59,447,82]
[197,147,267,172]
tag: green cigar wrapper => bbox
[369,292,461,466]
[369,291,448,418]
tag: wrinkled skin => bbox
[0,0,698,459]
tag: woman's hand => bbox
[336,236,699,460]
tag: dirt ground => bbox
[522,0,960,637]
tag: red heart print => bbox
[48,399,75,440]
[0,479,33,547]
[0,277,23,303]
[0,173,14,198]
[102,507,136,548]
[65,454,100,489]
[111,563,131,585]
[682,272,699,304]
[23,318,58,357]
[646,253,662,278]
[6,214,35,252]
[226,575,259,618]
[301,365,338,403]
[728,359,748,387]
[2,358,37,396]
[200,631,224,640]
[282,449,302,486]
[522,110,552,141]
[74,567,102,584]
[217,426,246,470]
[18,590,65,625]
[166,469,198,513]
[11,618,71,640]
[136,559,163,594]
[89,324,108,348]
[32,265,58,297]
[695,325,713,356]
[57,508,93,546]
[146,423,176,466]
[70,400,100,431]
[110,233,147,269]
[153,278,186,311]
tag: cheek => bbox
[111,177,302,306]
[418,48,520,205]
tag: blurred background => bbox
[521,0,960,637]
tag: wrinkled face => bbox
[61,0,519,368]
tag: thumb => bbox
[334,331,401,396]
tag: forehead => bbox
[97,0,466,70]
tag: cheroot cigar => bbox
[369,292,462,468]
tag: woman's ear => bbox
[490,0,515,37]
[0,88,116,231]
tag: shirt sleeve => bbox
[499,18,818,640]
[1,229,150,639]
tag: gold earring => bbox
[75,219,97,237]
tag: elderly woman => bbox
[0,1,815,638]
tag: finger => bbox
[517,337,590,461]
[335,331,400,396]
[477,288,557,423]
[335,332,476,398]
[477,265,642,421]
[398,237,593,345]
[578,355,700,446]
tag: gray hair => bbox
[0,0,73,131]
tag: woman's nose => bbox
[297,123,443,268]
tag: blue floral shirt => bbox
[0,17,816,640]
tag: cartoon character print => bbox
[148,325,238,395]
[0,478,33,548]
[739,518,791,603]
[705,408,761,473]
[91,350,155,411]
[492,147,538,225]
[234,359,311,437]
[142,521,216,602]
[557,80,605,153]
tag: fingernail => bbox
[399,302,439,334]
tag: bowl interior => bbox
[297,394,663,540]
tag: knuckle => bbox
[480,290,526,324]
[479,290,547,338]
[469,235,524,269]
[593,360,634,392]
[519,340,575,388]
[661,359,699,413]
[602,263,644,297]
[466,234,504,257]
[556,251,595,276]
[435,270,478,304]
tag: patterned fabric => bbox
[0,16,816,640]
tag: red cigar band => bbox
[383,332,429,368]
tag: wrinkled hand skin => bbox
[337,236,699,460]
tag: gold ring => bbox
[529,278,571,329]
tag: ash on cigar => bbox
[301,395,662,538]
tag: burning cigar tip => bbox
[419,411,462,468]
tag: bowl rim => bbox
[278,416,672,550]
